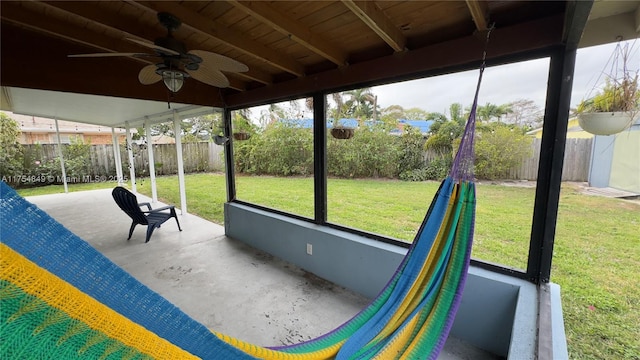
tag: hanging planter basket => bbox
[330,127,355,139]
[577,112,635,136]
[233,132,251,141]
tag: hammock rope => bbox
[0,28,490,360]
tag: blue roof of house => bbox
[398,119,434,133]
[279,118,434,134]
[281,118,359,128]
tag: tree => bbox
[0,112,23,177]
[477,102,512,123]
[182,113,223,142]
[474,123,533,179]
[503,99,543,129]
[330,92,350,126]
[345,88,378,122]
[424,120,464,157]
[403,107,430,120]
[449,103,464,125]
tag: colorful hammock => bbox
[0,163,474,360]
[0,67,482,360]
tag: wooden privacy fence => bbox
[21,143,225,178]
[424,138,592,181]
[505,138,592,181]
[19,138,592,182]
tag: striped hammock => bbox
[1,69,481,360]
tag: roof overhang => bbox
[1,86,220,128]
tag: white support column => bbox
[125,122,137,192]
[144,118,158,203]
[54,118,68,193]
[173,111,188,214]
[111,128,124,186]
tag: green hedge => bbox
[234,122,427,179]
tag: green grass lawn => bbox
[16,173,640,359]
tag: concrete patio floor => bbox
[25,188,500,359]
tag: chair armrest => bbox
[148,205,175,213]
[138,202,152,210]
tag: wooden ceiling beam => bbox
[42,1,160,44]
[130,1,306,77]
[225,14,564,108]
[0,23,224,107]
[227,0,348,66]
[341,0,406,52]
[0,2,149,65]
[465,0,489,32]
[40,1,249,91]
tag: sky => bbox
[246,40,639,121]
[370,40,640,115]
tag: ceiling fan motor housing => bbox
[155,36,187,55]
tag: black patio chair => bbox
[111,186,182,243]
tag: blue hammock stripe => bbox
[0,182,256,360]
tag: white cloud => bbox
[372,40,639,114]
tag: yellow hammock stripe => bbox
[213,331,343,360]
[373,187,468,360]
[367,185,460,346]
[0,243,198,360]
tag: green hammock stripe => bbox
[383,182,473,359]
[277,182,454,356]
[0,280,150,360]
[413,183,475,359]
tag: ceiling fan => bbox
[69,12,248,93]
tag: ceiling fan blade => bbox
[68,52,145,58]
[138,64,162,85]
[186,66,230,88]
[188,50,248,73]
[126,38,180,56]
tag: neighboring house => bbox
[526,117,594,139]
[283,118,359,129]
[527,116,639,193]
[588,120,640,194]
[151,134,176,144]
[281,118,433,135]
[390,119,434,136]
[8,112,127,145]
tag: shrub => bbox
[474,124,532,180]
[0,112,23,180]
[397,126,425,175]
[327,126,399,178]
[235,121,313,176]
[400,157,451,181]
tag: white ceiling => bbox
[0,87,220,128]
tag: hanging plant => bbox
[576,41,639,135]
[330,127,355,139]
[232,132,251,141]
[232,111,255,141]
[330,92,355,139]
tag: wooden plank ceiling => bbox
[0,1,567,108]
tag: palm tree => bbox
[477,102,512,123]
[331,92,349,126]
[449,103,464,125]
[345,88,378,123]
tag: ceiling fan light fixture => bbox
[161,70,186,93]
